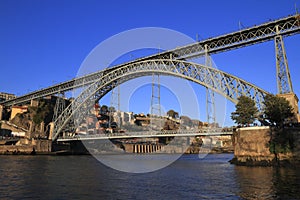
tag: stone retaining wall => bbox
[0,139,52,155]
[231,126,300,166]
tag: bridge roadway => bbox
[2,14,299,107]
[57,130,233,142]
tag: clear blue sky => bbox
[1,0,300,126]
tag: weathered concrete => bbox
[0,121,28,133]
[231,126,300,166]
[0,145,33,155]
[31,139,52,152]
[0,139,52,154]
[231,126,275,165]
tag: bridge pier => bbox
[0,105,3,121]
[128,143,163,153]
[48,122,54,140]
[277,93,300,122]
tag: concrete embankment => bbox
[230,126,300,166]
[0,138,52,155]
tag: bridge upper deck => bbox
[2,14,299,107]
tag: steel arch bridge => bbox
[52,59,269,140]
[1,14,299,107]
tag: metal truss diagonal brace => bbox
[275,35,293,94]
[52,92,66,122]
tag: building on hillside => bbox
[0,92,16,102]
[113,111,134,125]
[10,106,28,120]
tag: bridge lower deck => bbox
[57,131,233,142]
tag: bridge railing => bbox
[58,127,234,140]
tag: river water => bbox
[0,154,299,199]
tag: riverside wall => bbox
[0,135,233,155]
[0,139,52,155]
[231,126,300,166]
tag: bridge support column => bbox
[143,145,146,153]
[31,99,39,107]
[48,122,54,140]
[0,105,3,121]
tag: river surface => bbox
[0,153,299,199]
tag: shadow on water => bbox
[234,165,300,200]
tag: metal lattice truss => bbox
[52,59,269,140]
[2,70,106,106]
[167,14,300,60]
[2,14,299,107]
[275,35,293,94]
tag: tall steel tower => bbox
[275,26,300,122]
[275,33,293,94]
[151,73,162,130]
[205,45,216,127]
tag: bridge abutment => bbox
[231,126,300,166]
[277,93,300,122]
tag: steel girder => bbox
[52,59,269,140]
[2,14,299,107]
[172,14,300,60]
[1,70,106,107]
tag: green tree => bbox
[231,96,258,126]
[32,101,54,124]
[263,94,294,127]
[167,109,179,119]
[100,105,108,114]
